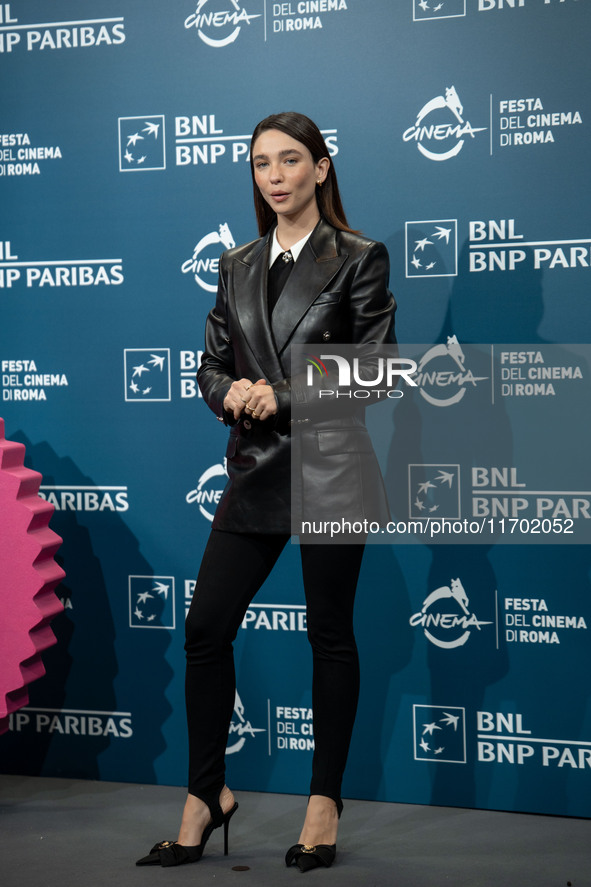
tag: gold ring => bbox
[252,411,259,418]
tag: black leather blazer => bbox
[197,218,396,534]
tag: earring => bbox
[317,180,323,186]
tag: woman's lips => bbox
[271,192,290,202]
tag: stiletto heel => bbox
[223,812,232,855]
[136,801,238,866]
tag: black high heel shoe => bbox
[285,843,336,872]
[135,800,238,866]
[285,796,342,872]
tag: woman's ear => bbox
[316,156,330,185]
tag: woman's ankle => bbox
[298,795,339,846]
[218,785,235,813]
[177,794,211,846]
[178,786,235,843]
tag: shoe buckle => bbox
[301,845,317,854]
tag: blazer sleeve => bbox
[196,252,238,425]
[348,240,396,346]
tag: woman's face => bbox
[251,128,329,225]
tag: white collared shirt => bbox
[268,228,313,268]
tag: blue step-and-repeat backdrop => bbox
[1,0,591,818]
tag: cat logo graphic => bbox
[226,691,265,754]
[403,86,486,161]
[414,336,488,406]
[186,461,229,521]
[410,578,493,649]
[181,223,236,293]
[184,1,261,48]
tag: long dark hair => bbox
[250,111,355,236]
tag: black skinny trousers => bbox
[184,530,365,810]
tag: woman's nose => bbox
[269,165,283,182]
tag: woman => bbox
[137,112,395,872]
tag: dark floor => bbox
[1,775,588,887]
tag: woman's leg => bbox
[298,541,365,843]
[181,530,287,841]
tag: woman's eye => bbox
[255,161,268,169]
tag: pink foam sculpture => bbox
[0,418,65,734]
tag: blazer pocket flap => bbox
[312,291,342,307]
[316,427,374,455]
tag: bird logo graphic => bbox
[118,116,166,171]
[413,704,466,763]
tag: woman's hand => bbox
[243,378,278,421]
[223,378,255,421]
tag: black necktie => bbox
[267,250,293,316]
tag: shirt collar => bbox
[269,228,313,268]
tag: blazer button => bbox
[243,419,252,430]
[322,331,331,341]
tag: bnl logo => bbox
[119,116,166,171]
[413,705,466,763]
[413,0,466,21]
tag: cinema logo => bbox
[186,460,228,521]
[181,223,236,292]
[8,707,133,738]
[175,113,338,167]
[414,336,488,406]
[39,484,129,512]
[403,86,486,161]
[0,5,125,52]
[184,0,261,47]
[410,578,493,649]
[227,690,265,755]
[0,241,123,289]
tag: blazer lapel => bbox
[231,233,285,383]
[271,220,348,355]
